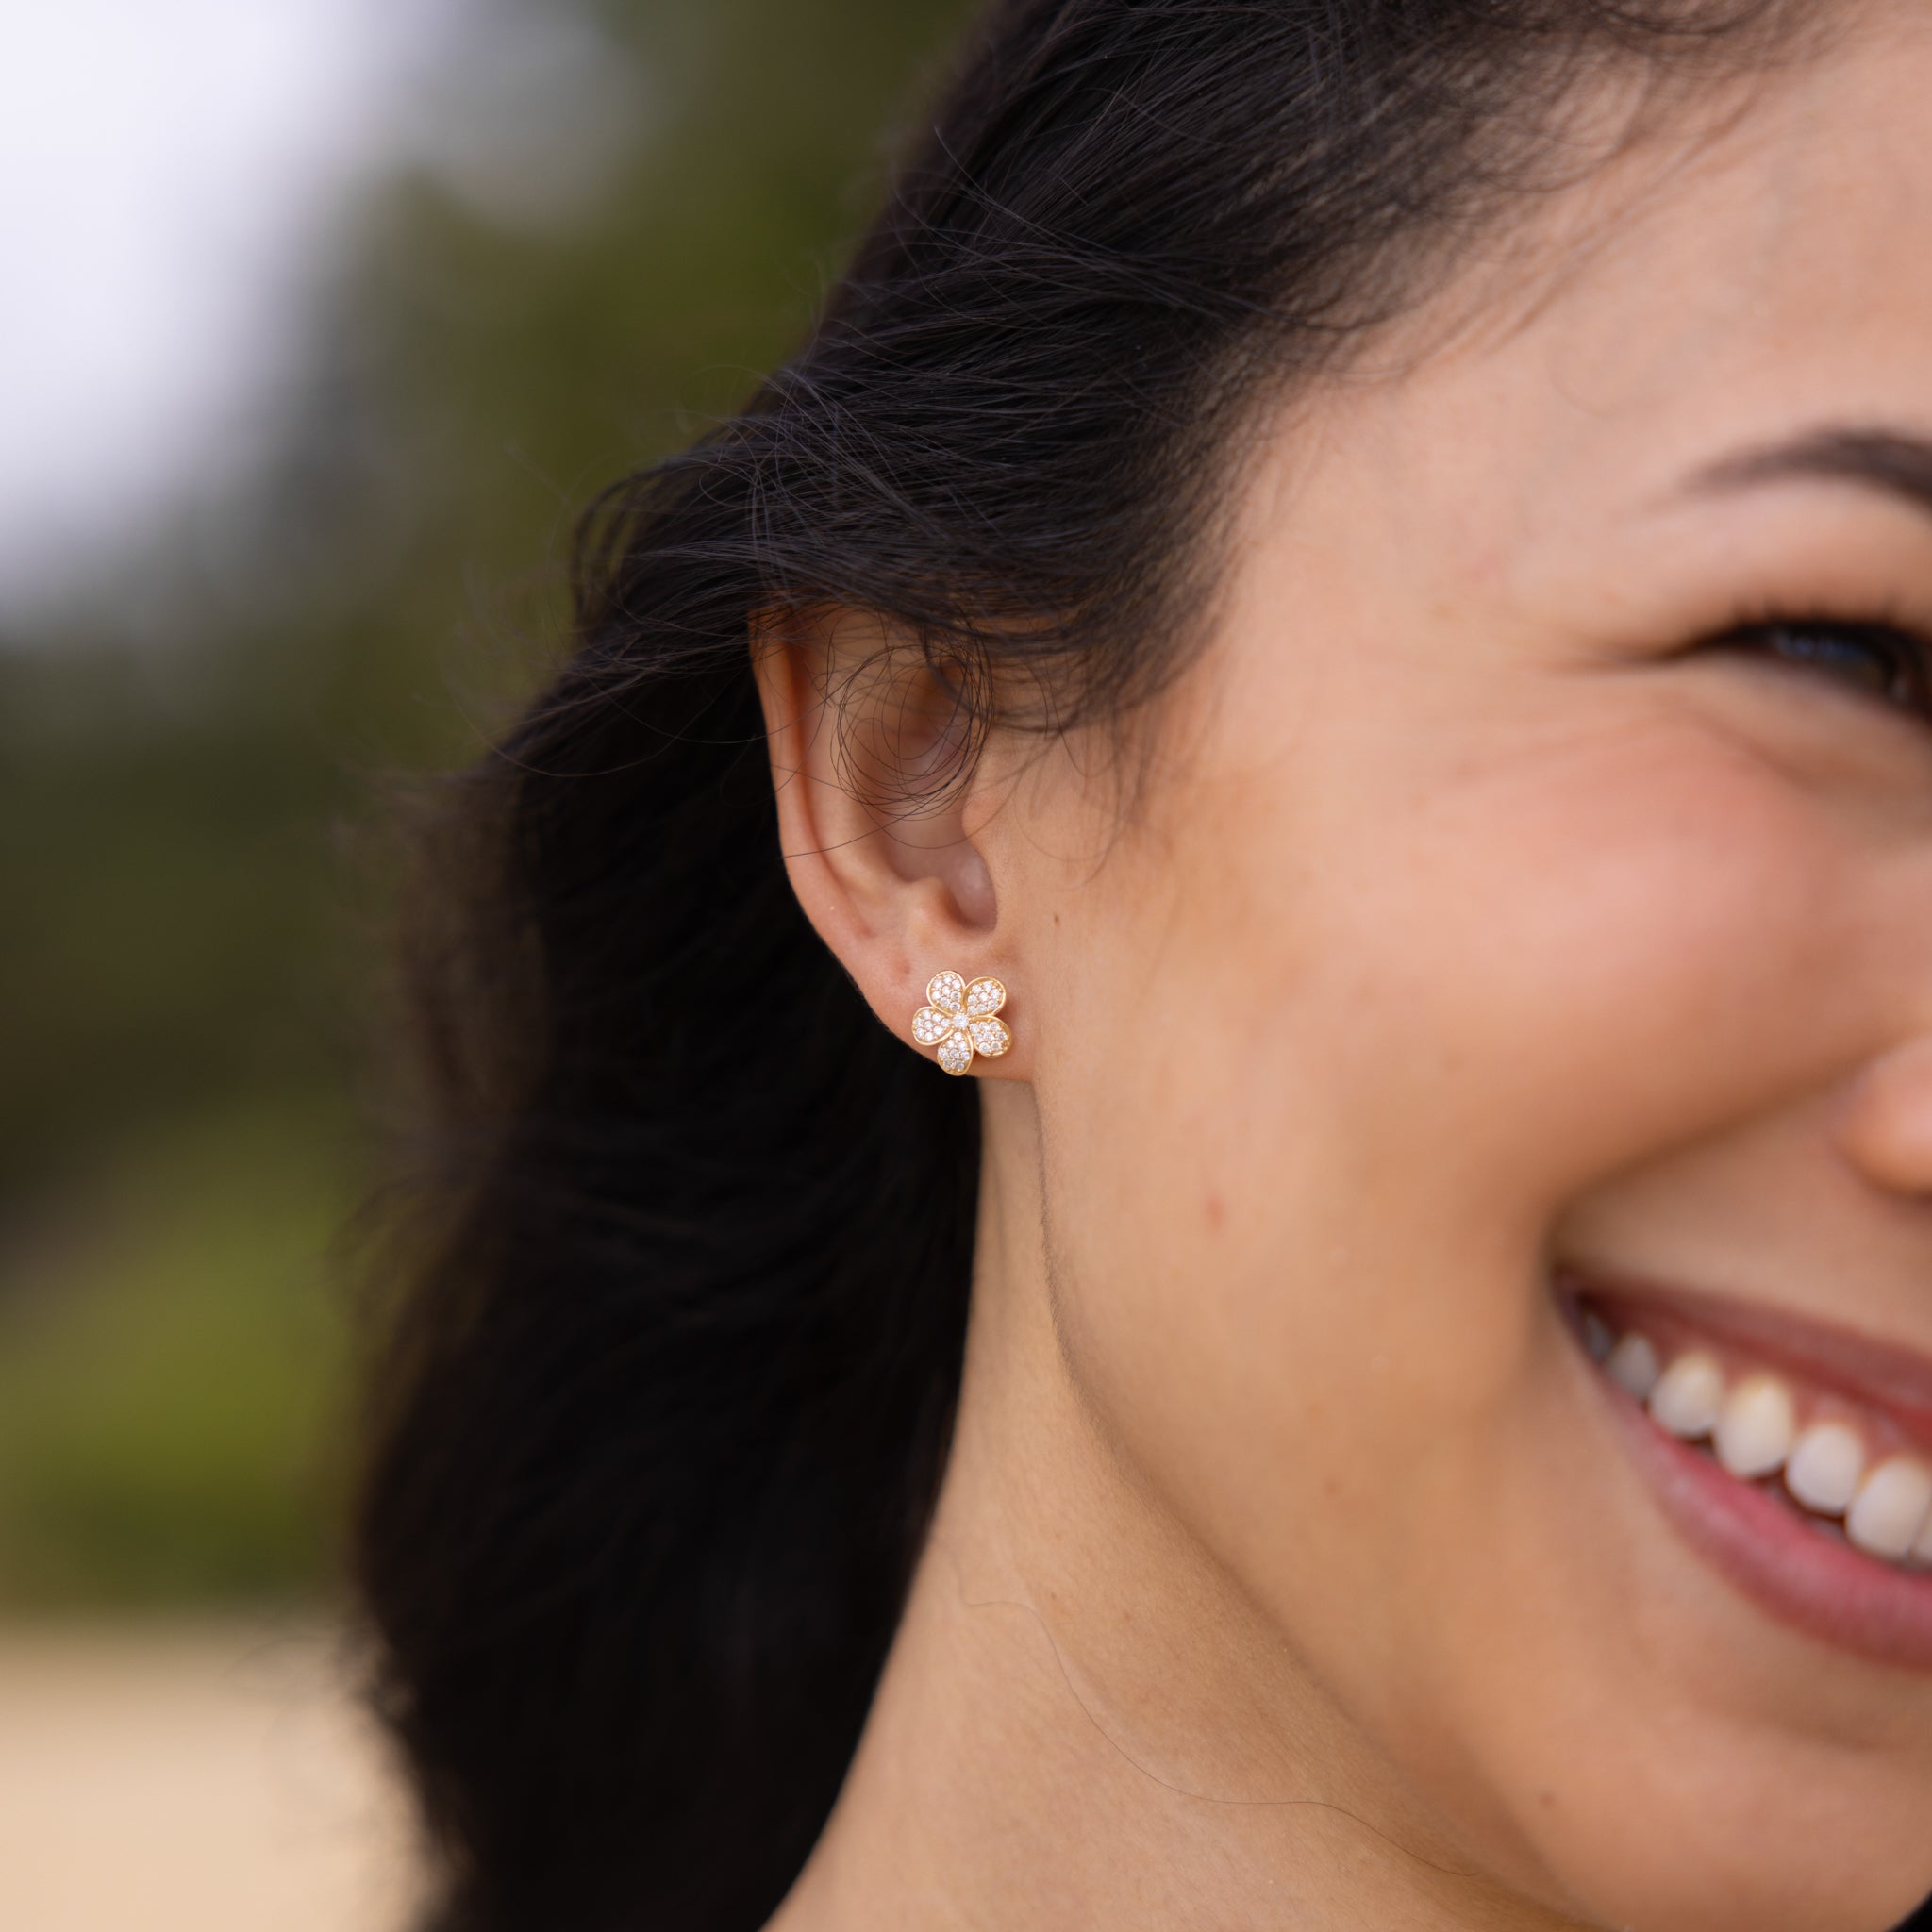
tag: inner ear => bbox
[755,607,999,943]
[828,636,981,867]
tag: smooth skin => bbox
[754,19,1932,1930]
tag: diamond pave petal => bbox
[911,1006,952,1046]
[964,976,1006,1018]
[936,1031,975,1075]
[967,1016,1010,1058]
[927,970,966,1015]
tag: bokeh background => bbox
[0,1,968,1924]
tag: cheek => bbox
[1293,733,1858,1202]
[1038,715,1870,1598]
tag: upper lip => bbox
[1558,1265,1932,1445]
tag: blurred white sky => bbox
[0,0,639,623]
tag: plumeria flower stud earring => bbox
[910,970,1011,1075]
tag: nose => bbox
[1834,1034,1932,1199]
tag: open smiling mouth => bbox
[1561,1275,1932,1670]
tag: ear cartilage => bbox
[909,971,1010,1075]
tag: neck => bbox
[769,1085,1576,1932]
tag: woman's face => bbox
[995,23,1932,1928]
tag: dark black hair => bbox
[353,5,1818,1929]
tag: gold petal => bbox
[963,975,1006,1018]
[926,970,966,1015]
[911,1005,953,1046]
[967,1016,1010,1058]
[936,1031,974,1075]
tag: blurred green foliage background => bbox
[0,0,973,1609]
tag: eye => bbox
[1711,616,1931,718]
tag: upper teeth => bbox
[1713,1373,1794,1480]
[1785,1421,1863,1515]
[1593,1318,1932,1569]
[1651,1351,1725,1441]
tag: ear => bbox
[751,608,1028,1080]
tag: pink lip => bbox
[1565,1282,1932,1672]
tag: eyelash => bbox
[1706,605,1932,720]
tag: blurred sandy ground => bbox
[0,1618,419,1932]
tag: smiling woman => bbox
[352,4,1932,1930]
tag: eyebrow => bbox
[1687,426,1932,524]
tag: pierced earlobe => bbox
[910,970,1011,1075]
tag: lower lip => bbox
[1594,1363,1932,1672]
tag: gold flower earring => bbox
[910,970,1011,1075]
